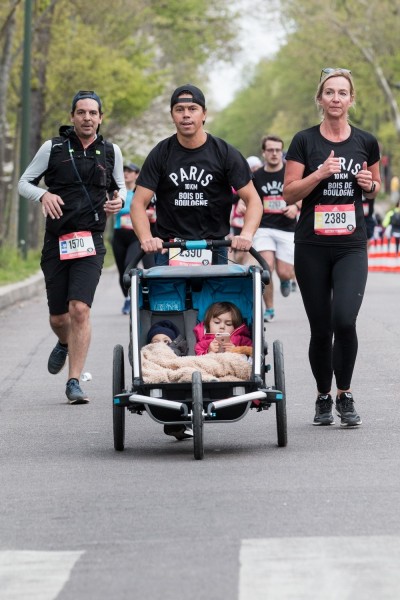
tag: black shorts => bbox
[41,232,106,315]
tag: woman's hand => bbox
[355,161,373,192]
[318,150,341,181]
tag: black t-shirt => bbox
[253,166,295,232]
[136,133,251,240]
[285,125,380,246]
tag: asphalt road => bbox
[1,266,400,600]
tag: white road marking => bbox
[239,536,400,600]
[0,551,83,600]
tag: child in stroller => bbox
[194,302,252,356]
[147,319,188,357]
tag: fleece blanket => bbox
[141,342,251,383]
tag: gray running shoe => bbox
[280,280,291,297]
[65,378,89,405]
[48,341,68,374]
[313,394,335,425]
[335,392,362,427]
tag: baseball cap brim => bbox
[170,84,206,109]
[123,162,140,173]
[71,90,102,113]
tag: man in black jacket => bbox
[18,90,126,404]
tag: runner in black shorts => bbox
[40,232,106,314]
[18,91,126,404]
[283,68,381,427]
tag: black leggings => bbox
[295,244,368,393]
[112,229,154,296]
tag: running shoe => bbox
[335,392,362,427]
[48,341,68,374]
[280,280,291,297]
[65,378,89,404]
[263,308,275,322]
[313,393,335,425]
[164,425,193,440]
[122,297,131,315]
[291,280,297,293]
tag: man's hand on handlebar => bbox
[230,233,253,252]
[140,237,167,254]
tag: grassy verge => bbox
[0,242,115,286]
[0,247,42,285]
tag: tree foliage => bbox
[0,0,238,248]
[211,0,400,181]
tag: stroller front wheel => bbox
[192,371,204,460]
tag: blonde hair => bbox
[315,69,355,118]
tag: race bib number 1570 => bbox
[59,231,96,260]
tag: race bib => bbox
[263,196,286,214]
[59,231,96,260]
[120,214,133,229]
[168,239,212,266]
[314,204,356,236]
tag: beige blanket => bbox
[141,342,251,383]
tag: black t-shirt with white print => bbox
[253,166,296,232]
[285,125,380,246]
[136,133,252,240]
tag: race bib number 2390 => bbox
[314,204,356,236]
[168,238,212,266]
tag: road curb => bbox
[0,265,118,312]
[0,271,45,311]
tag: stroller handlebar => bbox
[123,239,271,288]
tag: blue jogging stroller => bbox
[113,240,287,460]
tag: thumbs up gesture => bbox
[355,161,374,192]
[320,150,341,180]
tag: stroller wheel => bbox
[192,371,204,460]
[273,340,287,447]
[113,344,125,451]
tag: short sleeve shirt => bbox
[136,133,252,240]
[285,125,380,246]
[253,166,295,232]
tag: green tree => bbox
[0,0,239,249]
[211,0,400,182]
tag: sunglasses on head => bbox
[320,68,352,81]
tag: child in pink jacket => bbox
[194,302,252,356]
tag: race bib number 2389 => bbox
[314,204,356,236]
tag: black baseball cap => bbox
[71,90,102,113]
[123,162,140,173]
[170,84,206,109]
